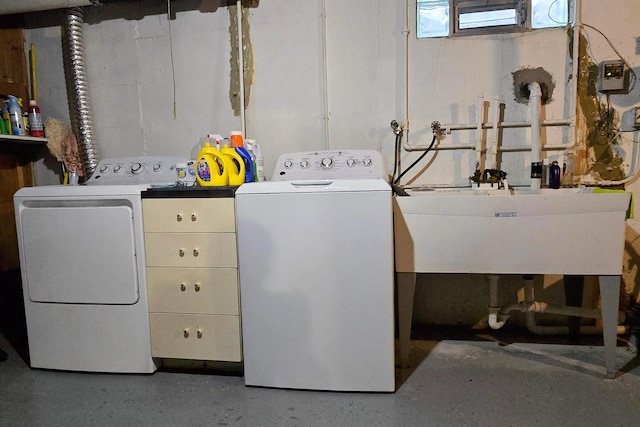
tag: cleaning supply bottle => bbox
[0,100,9,135]
[549,161,561,189]
[243,139,257,181]
[7,95,26,135]
[245,139,265,181]
[230,130,254,183]
[195,141,228,186]
[28,99,44,137]
[220,142,246,186]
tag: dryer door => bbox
[20,203,139,305]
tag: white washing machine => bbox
[236,150,395,392]
[13,157,185,373]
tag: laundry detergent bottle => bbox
[230,131,254,183]
[195,141,228,186]
[220,142,245,186]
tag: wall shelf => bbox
[0,135,47,145]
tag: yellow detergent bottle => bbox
[220,142,245,186]
[195,141,228,186]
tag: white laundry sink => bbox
[394,187,631,275]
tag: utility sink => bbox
[394,187,630,275]
[393,186,631,377]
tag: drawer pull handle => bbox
[194,283,201,292]
[191,213,197,222]
[179,248,185,257]
[177,213,183,222]
[180,283,186,291]
[193,248,199,257]
[183,328,190,338]
[197,329,203,339]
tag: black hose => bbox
[391,132,402,183]
[390,120,402,182]
[393,133,437,185]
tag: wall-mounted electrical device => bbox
[598,60,630,94]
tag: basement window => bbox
[417,0,570,38]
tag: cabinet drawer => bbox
[149,313,242,361]
[143,198,235,233]
[147,267,239,315]
[145,232,237,267]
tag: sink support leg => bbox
[599,275,620,379]
[397,272,416,369]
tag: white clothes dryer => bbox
[236,150,395,392]
[14,157,184,373]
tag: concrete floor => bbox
[2,327,640,427]
[2,271,640,426]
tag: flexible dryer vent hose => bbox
[63,7,99,177]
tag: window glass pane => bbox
[417,0,449,38]
[459,9,517,29]
[532,0,568,28]
[417,0,569,38]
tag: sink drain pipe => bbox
[488,274,627,334]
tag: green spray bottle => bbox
[0,100,10,135]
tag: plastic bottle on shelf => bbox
[28,100,44,137]
[0,100,10,135]
[230,130,254,183]
[22,111,30,135]
[7,95,26,136]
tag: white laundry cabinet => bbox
[142,191,241,362]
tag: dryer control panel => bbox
[272,150,388,181]
[85,157,188,186]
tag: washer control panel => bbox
[85,156,188,186]
[272,150,387,181]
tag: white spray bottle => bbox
[245,139,265,181]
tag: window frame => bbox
[417,0,571,39]
[453,0,527,36]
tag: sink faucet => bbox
[469,168,510,194]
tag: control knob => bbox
[284,160,293,169]
[131,162,144,174]
[113,165,123,173]
[99,165,109,173]
[346,158,356,167]
[153,163,162,172]
[300,160,310,168]
[320,157,334,169]
[362,158,373,167]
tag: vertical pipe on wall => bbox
[489,96,501,170]
[529,82,542,190]
[402,0,410,145]
[474,94,484,170]
[321,0,330,150]
[236,0,246,137]
[63,6,99,176]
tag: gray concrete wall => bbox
[19,0,640,326]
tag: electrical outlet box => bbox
[634,106,640,129]
[599,60,630,94]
